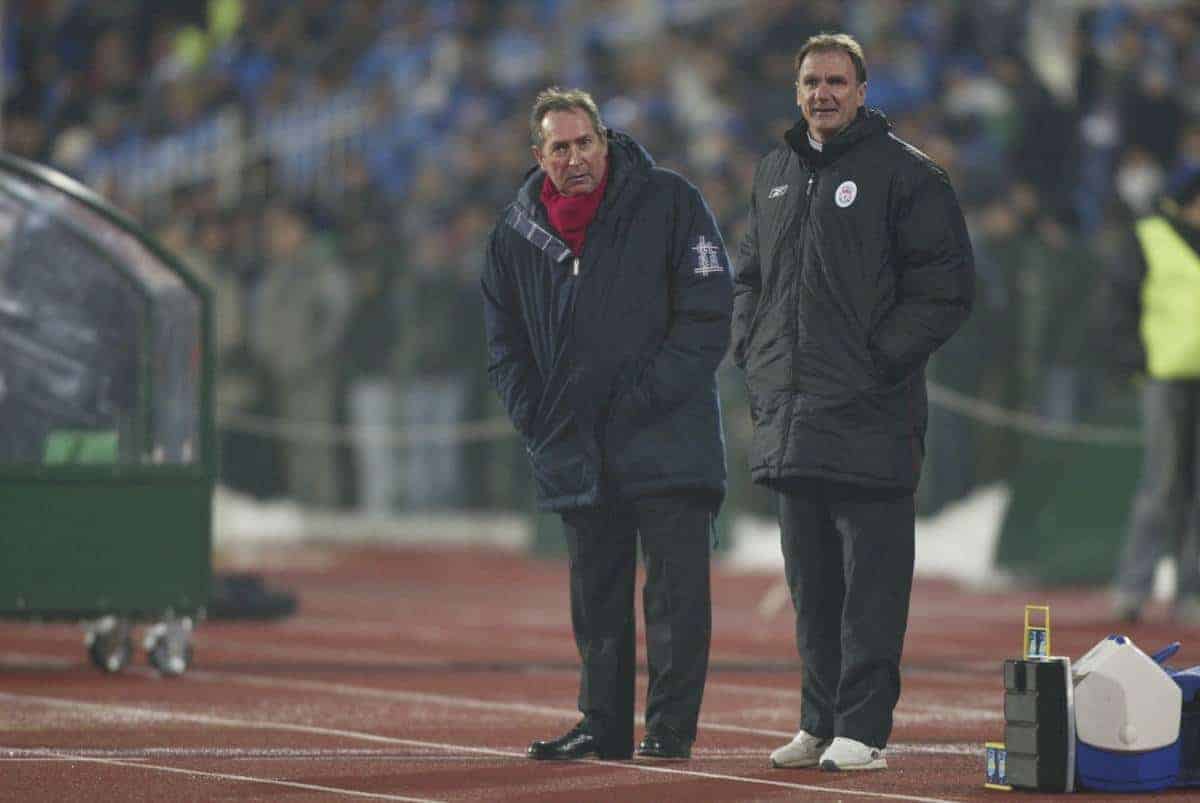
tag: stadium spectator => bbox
[1107,170,1200,624]
[733,34,973,772]
[0,0,1193,518]
[250,202,352,507]
[0,103,48,162]
[331,156,403,513]
[482,87,731,761]
[393,212,477,510]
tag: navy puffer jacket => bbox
[482,131,732,511]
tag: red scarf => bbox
[540,169,608,256]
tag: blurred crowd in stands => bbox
[2,0,1197,517]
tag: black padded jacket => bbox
[732,108,974,491]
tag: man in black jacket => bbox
[482,87,732,761]
[732,34,974,772]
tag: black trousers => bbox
[561,493,713,752]
[776,478,915,749]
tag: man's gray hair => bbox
[529,87,606,149]
[794,32,868,84]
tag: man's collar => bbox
[785,107,888,164]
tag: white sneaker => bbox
[769,729,831,768]
[819,737,887,771]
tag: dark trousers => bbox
[1115,379,1200,600]
[776,478,915,749]
[561,493,713,752]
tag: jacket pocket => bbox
[851,378,915,437]
[606,392,715,487]
[528,418,587,501]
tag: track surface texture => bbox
[3,543,1199,801]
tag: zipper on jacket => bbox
[774,165,819,476]
[572,257,580,276]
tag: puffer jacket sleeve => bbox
[481,223,542,441]
[731,165,761,371]
[618,182,733,424]
[869,168,975,381]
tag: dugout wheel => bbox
[84,616,134,673]
[144,616,194,677]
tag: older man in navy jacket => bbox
[482,87,732,761]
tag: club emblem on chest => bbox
[835,180,858,208]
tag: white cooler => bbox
[1072,635,1181,792]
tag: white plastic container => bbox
[1073,635,1181,752]
[1072,635,1181,792]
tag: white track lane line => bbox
[1,621,782,670]
[0,744,981,761]
[181,667,996,740]
[0,691,970,803]
[186,634,996,722]
[0,747,507,761]
[2,628,465,667]
[0,649,995,739]
[0,647,997,728]
[194,635,1000,724]
[591,760,966,803]
[0,690,530,757]
[5,749,442,802]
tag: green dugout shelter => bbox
[0,154,215,674]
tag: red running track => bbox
[2,543,1200,802]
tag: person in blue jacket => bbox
[482,87,732,761]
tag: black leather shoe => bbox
[527,721,631,760]
[637,727,692,760]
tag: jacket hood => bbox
[516,129,654,215]
[785,107,891,166]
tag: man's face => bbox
[533,108,608,196]
[796,49,866,143]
